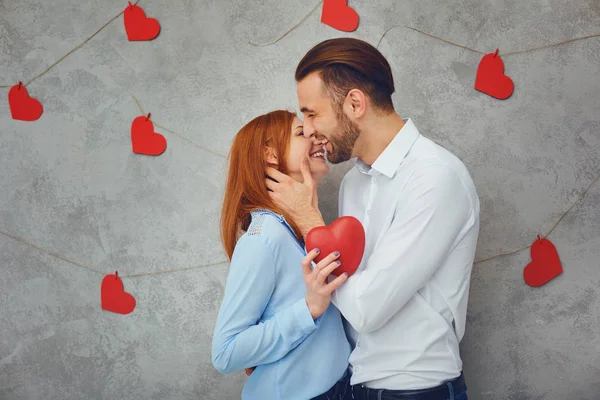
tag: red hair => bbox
[220,110,303,260]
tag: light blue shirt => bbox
[212,209,351,400]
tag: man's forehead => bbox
[297,73,327,112]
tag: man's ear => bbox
[345,89,367,118]
[264,146,279,166]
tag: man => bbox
[265,38,480,400]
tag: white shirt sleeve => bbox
[332,165,475,333]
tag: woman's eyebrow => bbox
[295,125,304,130]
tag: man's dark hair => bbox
[295,38,395,114]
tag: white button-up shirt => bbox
[332,118,480,390]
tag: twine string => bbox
[129,94,227,158]
[0,1,141,89]
[377,25,600,56]
[248,0,323,47]
[2,172,598,274]
[473,173,599,264]
[0,230,228,278]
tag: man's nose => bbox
[303,119,316,138]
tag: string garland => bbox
[1,2,598,277]
[248,1,324,47]
[2,171,597,276]
[376,25,600,53]
[0,0,142,89]
[130,94,227,158]
[473,173,599,264]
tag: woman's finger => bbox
[301,248,320,275]
[317,260,342,284]
[324,272,348,292]
[314,251,340,272]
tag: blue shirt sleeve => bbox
[212,234,318,374]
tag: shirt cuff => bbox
[276,297,319,340]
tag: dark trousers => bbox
[349,373,467,400]
[311,370,351,400]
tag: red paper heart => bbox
[130,114,167,156]
[101,272,136,314]
[523,236,563,287]
[321,0,359,32]
[306,216,365,277]
[123,2,160,41]
[474,49,514,100]
[8,82,43,121]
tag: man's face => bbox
[297,72,360,164]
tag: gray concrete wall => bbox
[1,0,599,399]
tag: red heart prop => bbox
[305,216,365,277]
[523,236,563,287]
[321,0,359,32]
[474,49,514,100]
[130,114,167,156]
[123,2,160,41]
[101,272,136,314]
[8,82,43,121]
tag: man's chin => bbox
[326,155,345,165]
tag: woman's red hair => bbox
[221,110,303,260]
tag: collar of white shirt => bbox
[355,118,421,179]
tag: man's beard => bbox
[326,109,360,164]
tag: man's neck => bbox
[354,112,406,166]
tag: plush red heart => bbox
[101,272,136,314]
[523,236,563,287]
[321,0,359,32]
[8,82,43,121]
[130,114,167,156]
[306,216,365,277]
[123,2,160,41]
[474,49,514,100]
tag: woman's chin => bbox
[311,168,329,183]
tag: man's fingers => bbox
[265,177,278,192]
[265,166,289,182]
[245,367,256,376]
[300,157,314,187]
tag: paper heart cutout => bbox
[475,49,514,100]
[523,236,563,287]
[8,82,43,121]
[321,0,359,32]
[306,216,365,277]
[130,114,167,156]
[123,2,160,41]
[101,272,136,314]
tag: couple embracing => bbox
[212,38,480,400]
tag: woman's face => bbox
[266,116,329,183]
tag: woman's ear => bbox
[264,146,278,166]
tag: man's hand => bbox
[265,157,325,238]
[245,367,255,376]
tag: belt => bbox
[351,373,466,400]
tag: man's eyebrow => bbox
[300,107,315,113]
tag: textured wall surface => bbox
[1,0,599,399]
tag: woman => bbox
[212,110,351,400]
